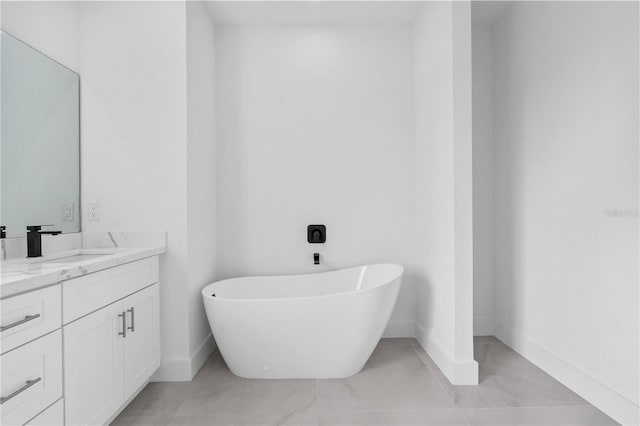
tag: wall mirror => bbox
[1,31,80,237]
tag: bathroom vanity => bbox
[0,30,168,425]
[1,246,164,425]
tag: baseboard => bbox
[190,333,216,378]
[415,322,478,385]
[495,323,639,426]
[383,319,416,337]
[473,315,494,336]
[152,334,217,382]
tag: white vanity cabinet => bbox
[0,330,63,426]
[63,258,160,426]
[25,399,64,425]
[0,286,63,426]
[0,253,161,426]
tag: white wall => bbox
[215,25,416,336]
[492,2,639,424]
[451,1,474,364]
[186,0,217,367]
[413,1,477,384]
[0,1,78,72]
[76,1,195,380]
[471,22,494,336]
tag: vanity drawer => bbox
[0,330,63,426]
[63,257,158,324]
[25,398,63,425]
[1,285,62,354]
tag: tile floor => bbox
[112,337,617,426]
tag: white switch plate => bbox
[87,202,100,221]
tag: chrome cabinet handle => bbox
[118,312,126,338]
[0,314,41,332]
[127,307,135,332]
[0,377,42,404]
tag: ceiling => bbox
[203,1,426,25]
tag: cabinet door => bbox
[123,284,160,399]
[64,301,124,426]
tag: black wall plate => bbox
[307,225,326,243]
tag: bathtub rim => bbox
[201,263,403,303]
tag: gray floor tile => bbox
[462,406,618,426]
[168,415,309,426]
[317,342,455,412]
[176,351,317,424]
[166,417,231,426]
[110,415,173,426]
[118,381,197,417]
[112,338,616,426]
[318,409,469,425]
[473,336,502,345]
[138,381,197,402]
[176,381,317,425]
[119,398,185,418]
[378,337,419,345]
[411,340,588,409]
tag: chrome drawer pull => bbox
[0,377,42,404]
[0,314,41,332]
[118,312,126,338]
[127,307,135,332]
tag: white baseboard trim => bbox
[495,323,639,426]
[152,334,217,382]
[415,322,478,385]
[473,315,495,336]
[383,319,416,338]
[190,333,216,378]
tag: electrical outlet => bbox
[87,202,100,221]
[62,203,74,222]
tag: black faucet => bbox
[27,225,61,258]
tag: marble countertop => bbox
[0,246,165,299]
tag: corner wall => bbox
[471,22,494,336]
[186,0,217,376]
[491,2,639,423]
[413,1,477,385]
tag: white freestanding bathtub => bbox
[201,264,403,379]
